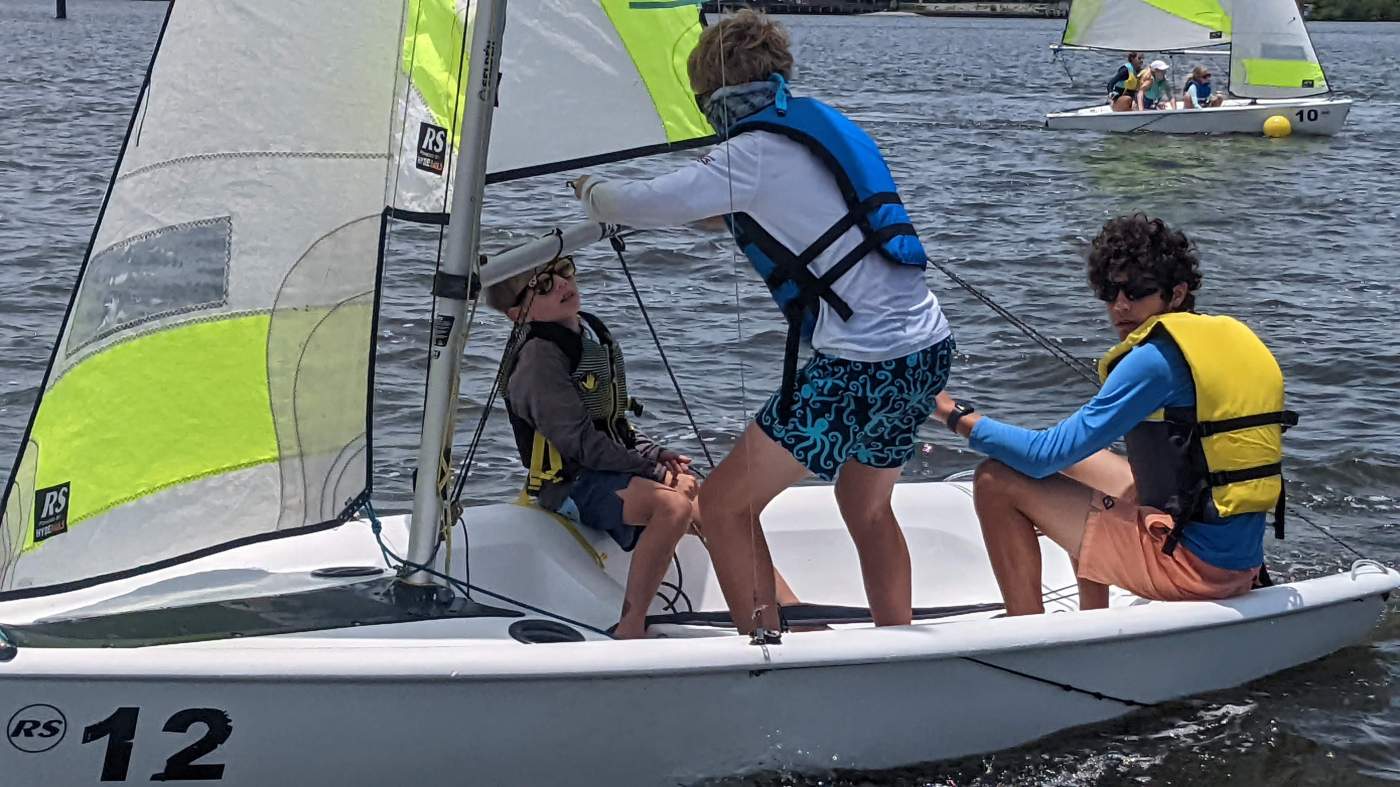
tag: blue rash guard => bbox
[969,336,1266,570]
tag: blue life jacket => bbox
[722,92,927,416]
[724,95,927,337]
[1186,79,1212,105]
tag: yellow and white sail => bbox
[0,0,714,596]
[390,0,714,216]
[1228,0,1329,99]
[1062,0,1233,51]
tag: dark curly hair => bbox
[1086,213,1202,312]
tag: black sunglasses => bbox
[1097,279,1162,303]
[512,257,575,308]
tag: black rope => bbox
[1289,506,1368,561]
[610,235,718,470]
[926,256,1102,388]
[365,503,614,639]
[961,656,1157,708]
[451,319,526,505]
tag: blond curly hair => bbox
[687,10,794,98]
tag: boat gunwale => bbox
[1,568,1392,684]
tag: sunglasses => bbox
[512,257,575,308]
[1097,279,1162,303]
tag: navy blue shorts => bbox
[756,337,954,482]
[555,470,641,551]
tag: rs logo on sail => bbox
[33,482,70,543]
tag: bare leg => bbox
[691,505,800,606]
[696,422,809,635]
[612,477,695,639]
[833,461,910,626]
[1112,95,1135,112]
[972,460,1097,616]
[1078,576,1110,610]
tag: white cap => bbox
[1150,59,1170,71]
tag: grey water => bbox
[1,1,1398,783]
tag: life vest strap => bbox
[815,221,918,298]
[1206,462,1282,487]
[526,431,565,494]
[775,304,809,421]
[795,192,903,267]
[743,218,855,321]
[1194,410,1299,436]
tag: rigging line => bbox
[712,17,771,642]
[451,275,545,504]
[364,501,615,639]
[1289,506,1369,561]
[924,256,1102,388]
[609,236,718,470]
[961,656,1157,708]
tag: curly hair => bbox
[1086,213,1202,312]
[688,9,794,98]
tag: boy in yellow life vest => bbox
[934,214,1292,614]
[486,256,798,637]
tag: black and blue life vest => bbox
[1186,78,1213,105]
[722,91,927,414]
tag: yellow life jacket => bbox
[1098,312,1297,553]
[1115,61,1141,93]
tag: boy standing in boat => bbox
[485,257,696,639]
[935,215,1288,614]
[572,10,954,636]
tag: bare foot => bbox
[611,621,647,640]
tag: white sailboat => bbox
[1046,0,1352,135]
[0,2,1394,785]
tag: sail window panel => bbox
[1260,43,1309,61]
[66,217,231,357]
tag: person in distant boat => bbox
[1183,66,1224,109]
[1109,52,1145,111]
[487,256,798,638]
[934,214,1291,615]
[572,10,954,636]
[1139,60,1175,111]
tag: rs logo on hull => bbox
[7,704,68,753]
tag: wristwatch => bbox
[945,401,975,434]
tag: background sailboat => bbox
[0,1,1395,785]
[1046,0,1352,135]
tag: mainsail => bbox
[1227,0,1329,99]
[390,0,714,215]
[1061,0,1233,52]
[0,0,713,597]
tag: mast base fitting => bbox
[750,627,782,646]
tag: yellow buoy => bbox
[1263,115,1292,138]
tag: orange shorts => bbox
[1076,494,1257,602]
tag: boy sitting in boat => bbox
[934,215,1290,614]
[485,256,697,639]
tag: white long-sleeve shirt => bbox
[579,130,950,362]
